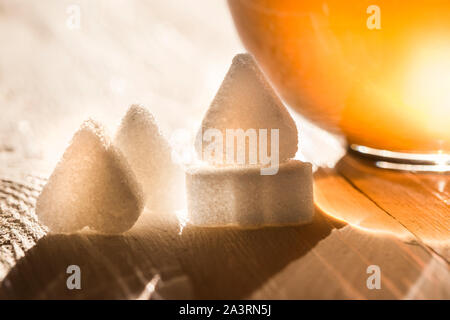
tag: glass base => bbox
[349,144,450,173]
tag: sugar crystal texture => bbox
[195,53,298,165]
[186,160,313,227]
[36,119,144,234]
[115,105,185,213]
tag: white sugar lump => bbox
[36,119,144,234]
[195,53,298,166]
[115,105,185,213]
[186,160,314,227]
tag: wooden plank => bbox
[250,222,449,300]
[336,155,450,260]
[1,174,448,299]
[411,173,450,205]
[314,167,410,240]
[0,215,192,299]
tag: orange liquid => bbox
[228,0,450,153]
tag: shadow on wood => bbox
[0,209,342,299]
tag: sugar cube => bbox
[195,53,298,166]
[36,119,144,234]
[115,105,185,213]
[186,160,313,227]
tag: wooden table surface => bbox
[0,0,449,299]
[0,154,448,299]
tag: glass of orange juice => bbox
[228,0,450,171]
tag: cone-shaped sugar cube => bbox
[115,105,185,213]
[195,53,298,165]
[36,119,144,234]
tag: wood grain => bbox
[314,167,410,239]
[336,155,450,260]
[0,166,449,299]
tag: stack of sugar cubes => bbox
[187,54,314,227]
[35,53,313,234]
